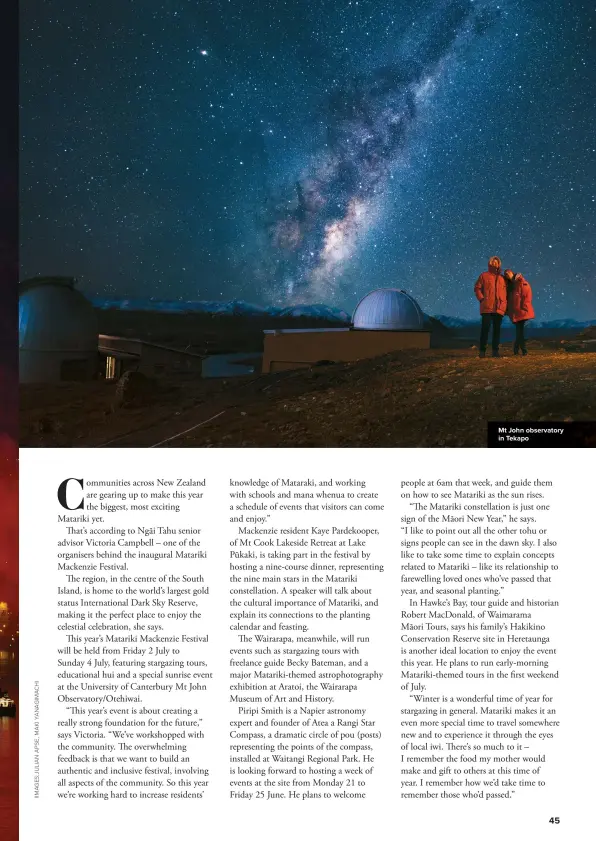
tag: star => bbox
[17,0,596,323]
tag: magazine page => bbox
[6,0,596,840]
[16,449,596,841]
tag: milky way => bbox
[264,0,499,303]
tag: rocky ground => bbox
[20,344,596,448]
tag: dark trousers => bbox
[514,320,528,353]
[480,313,503,354]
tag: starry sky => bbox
[20,0,596,320]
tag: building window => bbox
[105,356,116,380]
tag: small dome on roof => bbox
[352,288,424,331]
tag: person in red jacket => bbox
[504,267,515,332]
[474,256,508,358]
[507,272,535,355]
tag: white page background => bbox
[19,447,594,841]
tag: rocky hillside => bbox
[21,347,596,448]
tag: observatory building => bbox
[19,277,99,383]
[352,287,424,331]
[261,288,430,374]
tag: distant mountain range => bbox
[93,296,352,322]
[92,297,595,331]
[432,315,596,330]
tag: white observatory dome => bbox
[352,288,424,331]
[19,277,99,383]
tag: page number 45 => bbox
[549,818,560,825]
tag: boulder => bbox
[111,370,156,410]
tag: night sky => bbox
[20,0,596,320]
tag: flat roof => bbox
[263,327,431,334]
[263,328,351,334]
[99,334,204,357]
[98,346,140,359]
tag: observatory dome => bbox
[352,288,424,331]
[19,277,98,383]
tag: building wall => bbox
[262,329,430,373]
[19,349,98,383]
[99,336,203,378]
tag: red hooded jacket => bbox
[474,267,508,315]
[507,274,535,323]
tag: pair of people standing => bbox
[474,256,535,358]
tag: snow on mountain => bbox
[92,297,351,322]
[535,318,596,329]
[275,304,351,321]
[431,314,478,328]
[92,297,595,330]
[431,315,596,330]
